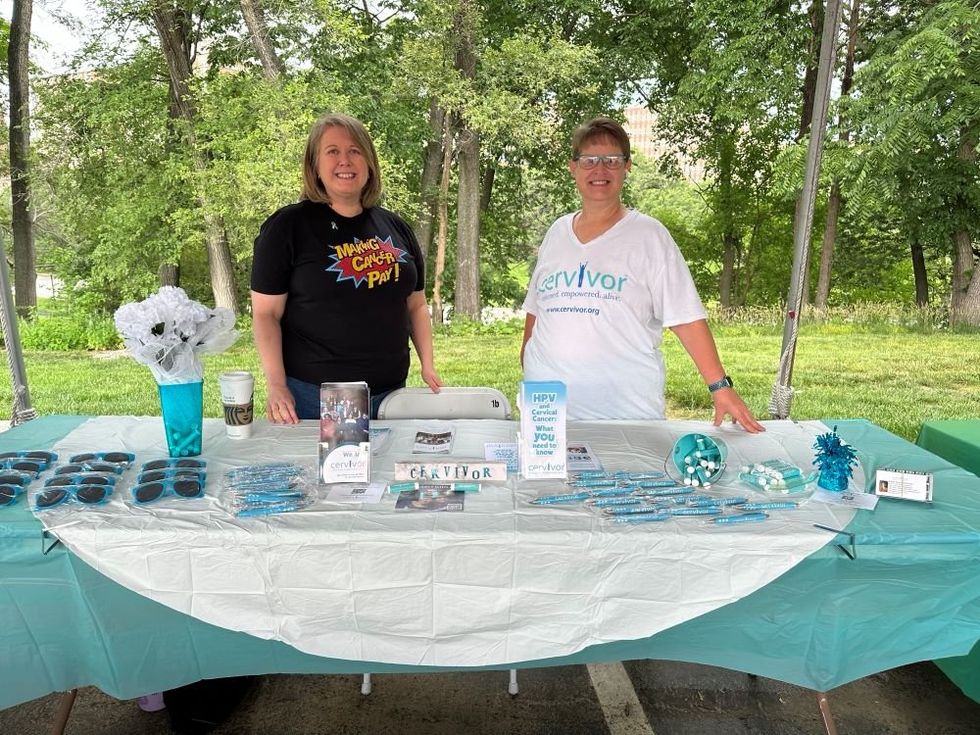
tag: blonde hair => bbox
[571,117,631,159]
[301,113,383,208]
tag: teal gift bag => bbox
[158,381,204,457]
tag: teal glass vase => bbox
[158,381,204,457]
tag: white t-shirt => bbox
[522,210,707,420]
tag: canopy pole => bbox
[0,231,37,426]
[770,0,844,419]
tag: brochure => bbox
[485,442,519,473]
[413,430,455,454]
[318,382,371,484]
[324,482,386,504]
[394,484,465,512]
[518,380,567,480]
[567,442,601,471]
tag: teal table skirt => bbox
[3,417,980,709]
[917,419,980,703]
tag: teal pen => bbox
[532,492,592,504]
[738,501,799,510]
[388,482,419,494]
[452,483,481,492]
[237,504,302,517]
[612,513,671,524]
[711,512,770,524]
[668,506,722,516]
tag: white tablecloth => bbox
[36,417,858,666]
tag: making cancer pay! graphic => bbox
[326,236,407,288]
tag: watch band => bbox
[707,375,734,393]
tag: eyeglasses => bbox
[0,470,33,487]
[131,478,205,504]
[69,451,135,466]
[573,154,629,170]
[1,484,25,507]
[0,450,58,463]
[137,468,207,484]
[141,458,206,472]
[45,473,117,488]
[35,484,114,510]
[1,458,49,476]
[55,462,124,476]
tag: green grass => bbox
[1,324,978,442]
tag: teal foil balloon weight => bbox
[812,426,857,493]
[158,381,204,457]
[671,433,728,487]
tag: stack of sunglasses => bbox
[34,451,134,511]
[131,458,207,505]
[225,463,309,518]
[0,451,57,507]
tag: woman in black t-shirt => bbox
[251,113,443,422]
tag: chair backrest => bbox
[377,387,512,420]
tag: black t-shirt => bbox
[250,200,425,393]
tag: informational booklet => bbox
[394,484,465,512]
[318,382,371,484]
[567,442,601,471]
[413,430,455,454]
[518,380,567,480]
[324,482,386,504]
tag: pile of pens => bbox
[530,470,801,526]
[225,463,309,518]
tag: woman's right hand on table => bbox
[266,383,299,424]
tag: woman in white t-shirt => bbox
[521,117,763,430]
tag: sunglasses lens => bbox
[143,460,166,470]
[174,480,202,497]
[176,459,204,468]
[0,473,27,486]
[57,465,83,475]
[76,486,109,504]
[0,486,18,504]
[135,483,165,503]
[0,452,18,460]
[26,451,57,462]
[102,452,133,464]
[70,453,97,463]
[45,476,72,487]
[37,488,68,508]
[139,471,165,483]
[12,461,41,473]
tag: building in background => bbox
[622,105,705,182]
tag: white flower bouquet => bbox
[114,286,239,384]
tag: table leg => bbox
[361,673,372,695]
[816,691,838,735]
[48,689,78,735]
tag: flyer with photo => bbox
[567,442,601,471]
[394,484,465,512]
[413,430,455,454]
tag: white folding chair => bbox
[377,387,512,420]
[365,386,518,695]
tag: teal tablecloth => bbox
[3,417,980,709]
[917,419,980,703]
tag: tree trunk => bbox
[454,126,481,319]
[798,0,824,139]
[815,0,860,310]
[910,237,928,308]
[950,138,980,326]
[717,134,737,309]
[240,0,284,81]
[159,263,180,287]
[814,181,840,310]
[414,100,445,261]
[8,0,36,319]
[480,159,496,213]
[431,120,453,327]
[452,0,481,320]
[152,3,239,314]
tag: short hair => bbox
[301,113,383,208]
[571,117,631,159]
